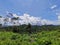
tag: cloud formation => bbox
[7,13,54,25]
[51,5,57,9]
[1,12,60,26]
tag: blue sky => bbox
[0,0,60,20]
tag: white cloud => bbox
[56,13,60,20]
[55,13,60,25]
[51,5,57,9]
[5,13,59,25]
[58,15,60,20]
[12,13,54,25]
[18,14,41,25]
[41,19,54,25]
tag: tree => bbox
[12,26,19,33]
[26,23,32,33]
[0,24,2,27]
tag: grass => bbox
[0,30,60,45]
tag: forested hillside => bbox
[0,24,60,45]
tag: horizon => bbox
[0,13,59,26]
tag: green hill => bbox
[0,25,60,45]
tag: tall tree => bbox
[26,23,32,33]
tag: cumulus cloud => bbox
[55,13,60,25]
[58,15,60,20]
[51,5,57,9]
[56,13,60,20]
[18,14,41,25]
[41,19,54,25]
[7,13,55,25]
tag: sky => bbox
[0,0,60,21]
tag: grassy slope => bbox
[0,30,60,45]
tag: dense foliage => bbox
[0,24,60,45]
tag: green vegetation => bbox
[0,24,60,45]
